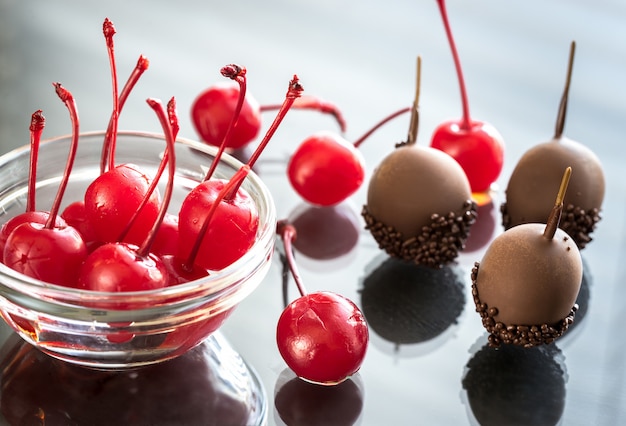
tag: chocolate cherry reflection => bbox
[462,342,567,426]
[363,57,477,268]
[276,221,369,385]
[501,42,605,249]
[473,167,582,347]
[361,258,465,349]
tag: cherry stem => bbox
[224,75,304,201]
[27,110,45,212]
[352,107,411,149]
[277,220,307,298]
[102,18,120,174]
[184,165,252,271]
[100,55,150,174]
[204,64,248,181]
[117,97,178,243]
[543,166,572,240]
[406,56,422,146]
[554,41,576,140]
[260,95,347,133]
[140,97,177,257]
[168,96,180,140]
[47,83,79,229]
[436,0,472,130]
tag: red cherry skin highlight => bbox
[287,132,365,207]
[276,291,369,385]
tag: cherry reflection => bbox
[287,202,361,266]
[462,339,567,426]
[360,256,465,357]
[273,368,364,426]
[0,332,265,426]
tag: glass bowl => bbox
[0,131,276,369]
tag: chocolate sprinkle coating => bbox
[362,200,477,269]
[501,202,601,249]
[471,262,577,348]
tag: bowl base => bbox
[0,328,267,426]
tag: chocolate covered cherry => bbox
[501,42,604,249]
[473,168,582,347]
[362,57,476,268]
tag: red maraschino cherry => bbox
[178,75,303,271]
[0,110,68,256]
[191,78,345,150]
[276,221,369,385]
[287,107,410,206]
[430,0,504,194]
[78,97,178,293]
[3,84,87,286]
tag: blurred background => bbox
[1,0,625,424]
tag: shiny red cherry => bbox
[287,107,409,206]
[177,173,259,271]
[4,222,87,286]
[430,0,504,193]
[191,81,262,150]
[276,221,369,384]
[287,132,365,207]
[3,84,87,287]
[83,163,160,246]
[191,79,345,150]
[277,291,369,385]
[78,241,168,292]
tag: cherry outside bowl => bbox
[0,131,276,369]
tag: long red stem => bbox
[260,95,347,133]
[277,220,307,297]
[436,0,472,130]
[27,110,45,212]
[100,55,150,174]
[140,98,177,257]
[204,64,248,181]
[118,98,178,243]
[102,18,120,173]
[353,107,411,148]
[46,83,79,229]
[223,75,303,201]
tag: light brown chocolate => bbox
[472,223,583,347]
[502,137,604,248]
[363,145,476,268]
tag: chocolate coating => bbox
[502,137,605,248]
[473,223,582,347]
[363,145,475,268]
